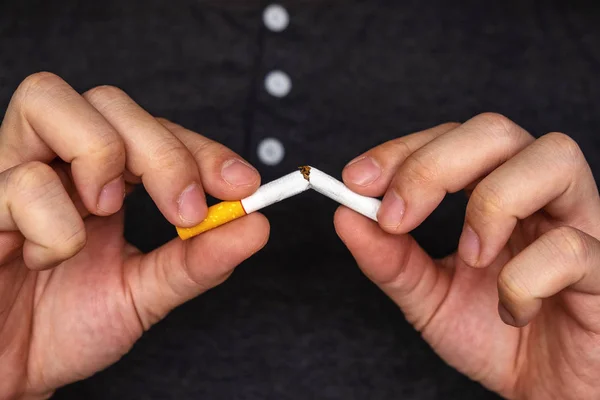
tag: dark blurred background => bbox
[1,0,599,399]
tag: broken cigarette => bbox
[176,165,382,240]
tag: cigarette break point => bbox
[299,165,311,181]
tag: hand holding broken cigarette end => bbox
[176,166,381,240]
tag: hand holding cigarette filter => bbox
[176,166,382,240]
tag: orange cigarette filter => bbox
[176,200,247,240]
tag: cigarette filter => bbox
[176,165,382,240]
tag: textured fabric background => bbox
[1,0,599,398]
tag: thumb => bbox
[334,206,451,331]
[125,213,270,329]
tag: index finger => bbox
[0,72,126,216]
[83,87,261,227]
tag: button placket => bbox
[258,4,292,167]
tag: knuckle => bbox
[402,151,441,185]
[545,226,590,265]
[475,112,513,129]
[498,268,530,305]
[467,181,505,221]
[8,161,59,193]
[19,71,64,94]
[53,223,87,259]
[84,85,127,104]
[385,139,413,161]
[15,72,68,107]
[190,139,239,172]
[7,162,71,211]
[87,131,126,167]
[153,141,194,171]
[541,132,585,166]
[83,85,132,116]
[191,138,220,160]
[473,112,522,140]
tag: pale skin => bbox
[338,115,600,399]
[0,73,598,400]
[0,72,269,399]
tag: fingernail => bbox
[221,159,259,187]
[498,303,516,326]
[178,183,205,223]
[458,224,480,266]
[344,156,382,186]
[97,175,125,214]
[378,189,405,229]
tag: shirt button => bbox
[257,137,285,166]
[264,70,292,98]
[263,4,289,32]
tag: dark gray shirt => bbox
[1,1,600,398]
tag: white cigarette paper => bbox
[241,169,310,213]
[241,166,381,220]
[307,167,381,221]
[176,165,382,240]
